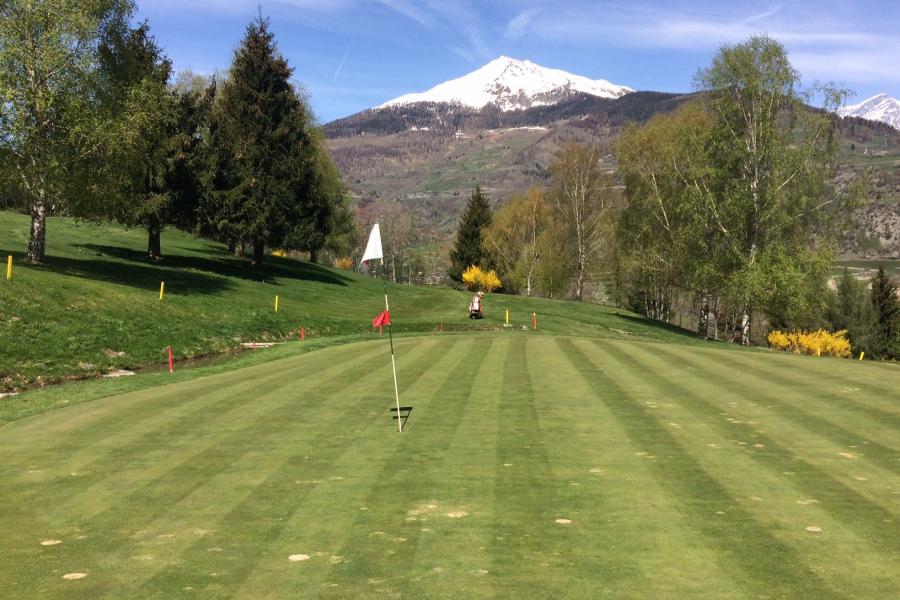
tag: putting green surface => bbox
[1,334,898,598]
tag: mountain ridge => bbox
[377,56,633,112]
[838,93,900,130]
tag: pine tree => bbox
[449,186,492,283]
[870,267,899,359]
[206,15,314,266]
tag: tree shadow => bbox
[613,313,697,339]
[72,244,352,288]
[30,251,233,296]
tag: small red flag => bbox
[372,310,391,328]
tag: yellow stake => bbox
[5,255,11,281]
[816,347,821,357]
[859,351,864,361]
[159,281,165,301]
[505,308,509,325]
[274,295,279,312]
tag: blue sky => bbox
[136,0,900,123]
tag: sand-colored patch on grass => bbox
[329,555,345,564]
[288,554,310,562]
[555,518,572,525]
[62,573,87,580]
[796,499,820,505]
[838,452,858,459]
[446,511,468,518]
[589,468,605,474]
[40,539,62,546]
[806,526,822,533]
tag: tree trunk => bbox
[740,311,751,346]
[309,248,318,264]
[147,224,162,261]
[252,240,265,267]
[26,195,47,264]
[698,296,710,339]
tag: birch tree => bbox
[550,144,617,300]
[0,0,133,263]
[485,187,552,296]
[695,35,855,344]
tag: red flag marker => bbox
[372,310,391,328]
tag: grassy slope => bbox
[0,211,684,393]
[0,335,897,598]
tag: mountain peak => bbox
[837,93,900,130]
[379,57,633,112]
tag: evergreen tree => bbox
[825,269,875,356]
[870,267,899,359]
[205,15,315,266]
[449,186,492,283]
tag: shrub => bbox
[333,257,354,270]
[766,329,852,358]
[461,265,502,292]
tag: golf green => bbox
[1,334,898,598]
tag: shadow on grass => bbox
[27,251,233,296]
[391,405,414,429]
[614,312,697,339]
[57,243,352,289]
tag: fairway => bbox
[1,334,898,598]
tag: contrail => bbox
[332,12,364,82]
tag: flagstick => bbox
[381,259,403,432]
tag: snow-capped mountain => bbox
[379,56,633,112]
[837,93,900,130]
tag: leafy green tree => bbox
[204,15,315,266]
[695,35,856,345]
[0,0,134,263]
[870,267,899,359]
[449,186,492,283]
[485,187,553,296]
[549,144,618,300]
[825,269,875,355]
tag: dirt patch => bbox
[288,554,310,562]
[62,573,87,580]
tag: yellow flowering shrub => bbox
[461,265,502,292]
[333,257,354,270]
[766,329,851,358]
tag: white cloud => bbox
[504,8,541,40]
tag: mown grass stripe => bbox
[487,337,588,597]
[133,338,464,596]
[608,340,900,555]
[5,345,389,507]
[648,343,900,474]
[526,337,748,598]
[322,338,495,592]
[691,345,900,427]
[4,340,440,597]
[557,338,846,600]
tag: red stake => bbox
[167,346,174,373]
[301,326,305,340]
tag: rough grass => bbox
[0,211,685,392]
[1,334,897,598]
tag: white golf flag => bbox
[361,223,383,264]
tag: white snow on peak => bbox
[837,93,900,130]
[379,56,633,112]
